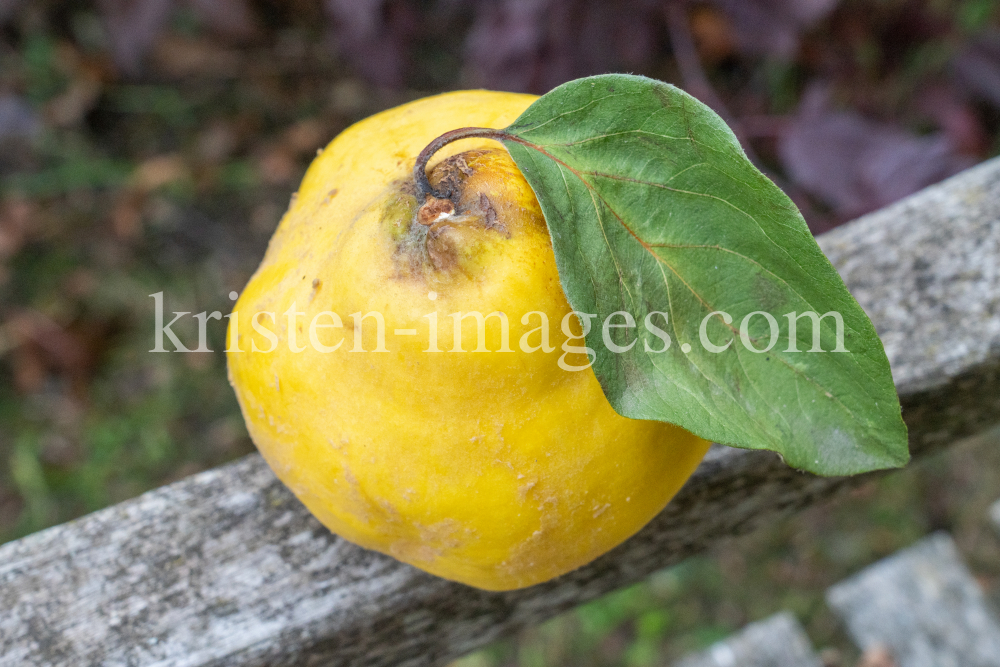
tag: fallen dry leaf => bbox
[857,645,898,667]
[464,0,662,93]
[256,145,298,185]
[283,118,327,156]
[778,85,973,219]
[44,73,103,128]
[5,310,111,397]
[111,193,145,239]
[96,0,175,75]
[708,0,841,58]
[324,0,420,89]
[196,120,241,164]
[151,34,242,79]
[0,95,41,142]
[916,83,989,157]
[132,154,189,192]
[0,0,25,24]
[951,32,1000,109]
[187,0,258,41]
[689,4,738,64]
[0,198,35,260]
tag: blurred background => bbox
[1,0,1000,665]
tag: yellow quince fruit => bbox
[226,90,711,591]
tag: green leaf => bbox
[497,74,908,476]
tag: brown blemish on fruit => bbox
[431,151,478,199]
[417,197,455,226]
[499,490,563,584]
[478,193,508,236]
[389,517,470,566]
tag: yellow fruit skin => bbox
[227,90,711,591]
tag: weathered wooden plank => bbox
[827,532,1000,667]
[1,157,1000,667]
[674,612,822,667]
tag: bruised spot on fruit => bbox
[380,180,421,249]
[425,227,470,274]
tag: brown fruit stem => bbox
[413,127,513,201]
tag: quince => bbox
[227,90,711,591]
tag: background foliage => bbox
[1,1,999,665]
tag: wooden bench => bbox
[2,158,1000,667]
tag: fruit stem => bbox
[414,127,513,201]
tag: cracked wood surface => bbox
[2,158,1000,666]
